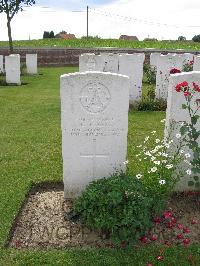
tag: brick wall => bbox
[0,47,199,66]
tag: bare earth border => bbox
[6,182,200,250]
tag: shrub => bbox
[43,31,50,39]
[192,35,200,42]
[67,172,166,246]
[143,63,156,85]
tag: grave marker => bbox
[165,72,200,190]
[26,54,38,74]
[5,54,21,85]
[119,53,145,101]
[60,71,130,198]
[0,55,3,73]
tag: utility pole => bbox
[87,5,89,40]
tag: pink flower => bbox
[177,224,184,229]
[166,222,174,229]
[171,217,177,224]
[163,211,172,219]
[183,228,190,234]
[183,238,190,246]
[177,234,184,239]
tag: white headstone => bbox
[193,55,200,71]
[155,55,170,100]
[150,53,161,70]
[156,54,185,100]
[79,53,97,72]
[165,72,200,191]
[5,54,21,85]
[26,54,37,74]
[0,55,3,73]
[183,53,194,64]
[119,53,145,101]
[60,71,130,198]
[99,53,119,73]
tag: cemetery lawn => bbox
[0,67,199,265]
[1,39,200,50]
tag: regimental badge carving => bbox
[80,82,111,113]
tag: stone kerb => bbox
[165,71,200,191]
[60,71,130,198]
[5,54,21,85]
[118,53,145,101]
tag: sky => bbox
[0,0,200,41]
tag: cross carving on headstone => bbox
[80,138,109,178]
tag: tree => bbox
[49,30,54,38]
[0,0,36,53]
[192,35,200,42]
[178,36,186,41]
[43,31,50,39]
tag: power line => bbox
[90,8,200,29]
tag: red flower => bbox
[154,217,162,224]
[140,236,148,243]
[170,68,181,74]
[184,91,191,97]
[191,218,198,224]
[151,234,158,241]
[192,82,200,92]
[177,224,184,229]
[183,228,190,234]
[163,211,172,219]
[166,222,174,229]
[175,84,182,92]
[182,81,189,87]
[183,238,190,245]
[171,217,177,224]
[177,234,184,239]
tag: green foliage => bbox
[20,62,26,75]
[69,172,166,246]
[49,31,55,38]
[2,39,200,50]
[143,63,156,85]
[192,35,200,42]
[132,90,167,111]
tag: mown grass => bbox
[0,38,200,50]
[0,67,199,265]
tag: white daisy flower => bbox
[176,133,181,139]
[159,179,166,185]
[162,153,169,157]
[151,156,156,161]
[185,153,191,158]
[151,131,156,134]
[180,150,184,154]
[186,169,192,175]
[155,139,160,143]
[136,174,142,179]
[154,161,161,165]
[166,164,173,169]
[160,119,166,123]
[123,160,129,165]
[162,160,167,164]
[150,167,157,172]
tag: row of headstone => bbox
[60,69,199,197]
[0,54,38,85]
[79,53,145,101]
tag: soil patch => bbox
[8,186,200,250]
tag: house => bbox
[55,31,76,39]
[119,35,139,41]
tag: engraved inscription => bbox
[86,57,96,70]
[80,82,111,113]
